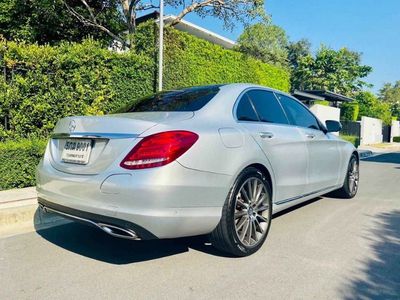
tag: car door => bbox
[276,94,341,194]
[235,89,308,203]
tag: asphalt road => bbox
[1,152,400,299]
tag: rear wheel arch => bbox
[244,163,273,201]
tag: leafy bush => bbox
[313,100,330,106]
[135,22,291,92]
[1,28,290,143]
[339,134,360,148]
[341,102,359,121]
[0,39,155,141]
[0,139,47,190]
[393,136,400,143]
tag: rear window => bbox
[117,85,221,113]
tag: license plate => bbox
[61,139,92,165]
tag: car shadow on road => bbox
[362,152,400,164]
[340,210,400,299]
[35,221,235,264]
[35,197,327,264]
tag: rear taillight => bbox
[120,131,199,170]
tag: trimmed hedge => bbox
[0,139,47,190]
[134,22,290,92]
[0,39,155,141]
[313,100,330,106]
[341,102,359,121]
[340,134,360,148]
[163,29,290,91]
[393,136,400,143]
[1,26,290,142]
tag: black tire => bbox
[331,154,359,199]
[210,167,272,257]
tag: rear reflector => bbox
[120,131,199,169]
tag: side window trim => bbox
[275,93,324,132]
[235,92,260,122]
[246,94,262,121]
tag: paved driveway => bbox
[1,153,400,299]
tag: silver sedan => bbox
[36,83,359,256]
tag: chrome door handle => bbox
[306,133,315,139]
[259,132,274,139]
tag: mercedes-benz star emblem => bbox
[68,120,76,133]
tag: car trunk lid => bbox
[48,112,194,175]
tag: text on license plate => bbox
[61,139,92,165]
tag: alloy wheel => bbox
[348,159,359,195]
[234,177,270,247]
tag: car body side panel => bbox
[237,122,308,202]
[299,128,342,193]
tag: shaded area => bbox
[35,196,326,264]
[36,222,233,264]
[362,152,400,164]
[341,211,400,299]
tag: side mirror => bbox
[325,120,342,132]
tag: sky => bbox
[165,0,400,93]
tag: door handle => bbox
[306,133,315,139]
[259,132,274,139]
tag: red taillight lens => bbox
[120,131,199,170]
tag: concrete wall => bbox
[391,120,400,142]
[310,104,340,135]
[360,116,383,145]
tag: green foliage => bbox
[291,45,372,95]
[339,134,360,148]
[355,91,392,125]
[0,0,124,44]
[313,100,330,106]
[379,81,400,120]
[393,136,400,143]
[162,26,290,91]
[0,26,290,143]
[0,39,155,141]
[287,39,311,69]
[236,22,289,68]
[341,102,359,121]
[0,139,47,190]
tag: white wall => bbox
[310,104,340,135]
[360,116,383,145]
[391,120,400,142]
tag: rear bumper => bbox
[36,158,231,239]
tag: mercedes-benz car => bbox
[37,83,359,256]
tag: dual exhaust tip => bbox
[40,204,140,240]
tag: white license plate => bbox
[61,139,92,165]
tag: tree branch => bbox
[64,0,129,48]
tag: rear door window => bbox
[236,94,259,122]
[246,90,289,124]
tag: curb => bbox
[0,187,67,237]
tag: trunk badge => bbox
[69,120,76,132]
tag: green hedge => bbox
[0,139,47,190]
[1,25,290,142]
[134,21,290,91]
[0,39,155,141]
[393,136,400,143]
[313,100,330,106]
[341,102,359,121]
[340,134,360,148]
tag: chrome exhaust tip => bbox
[97,223,140,240]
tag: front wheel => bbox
[210,167,272,256]
[332,154,360,198]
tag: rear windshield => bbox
[118,85,222,113]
